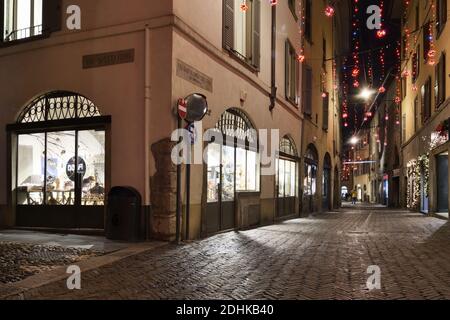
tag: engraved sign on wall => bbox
[176,60,213,92]
[83,49,135,69]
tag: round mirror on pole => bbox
[184,93,208,123]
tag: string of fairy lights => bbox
[238,1,439,181]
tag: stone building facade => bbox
[401,0,450,217]
[0,0,346,240]
[300,0,344,214]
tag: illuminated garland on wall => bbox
[406,154,430,210]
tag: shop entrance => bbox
[205,109,259,234]
[276,136,298,218]
[436,152,449,213]
[303,144,318,213]
[8,91,110,229]
[322,153,332,211]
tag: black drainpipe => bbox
[269,3,277,112]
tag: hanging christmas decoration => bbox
[325,5,335,17]
[240,2,249,12]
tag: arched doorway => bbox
[7,91,110,229]
[322,153,332,211]
[303,144,318,213]
[276,136,299,218]
[205,108,260,234]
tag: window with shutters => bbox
[285,40,299,105]
[436,0,447,36]
[421,77,432,123]
[435,53,446,108]
[402,76,407,99]
[322,92,329,131]
[223,0,261,69]
[302,65,312,116]
[1,0,61,43]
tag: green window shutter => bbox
[323,93,329,130]
[303,66,312,115]
[43,0,62,34]
[285,41,290,99]
[440,53,446,105]
[223,0,234,50]
[252,0,261,69]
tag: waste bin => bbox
[106,186,143,242]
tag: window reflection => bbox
[3,0,43,41]
[17,130,106,207]
[17,133,45,205]
[222,145,235,202]
[236,148,247,191]
[46,131,75,205]
[78,130,106,206]
[207,144,221,203]
[304,164,317,196]
[277,159,297,198]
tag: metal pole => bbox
[185,162,191,240]
[176,117,182,244]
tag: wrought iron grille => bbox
[18,91,101,124]
[280,136,297,157]
[4,25,43,42]
[215,108,257,144]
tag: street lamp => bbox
[357,88,376,101]
[350,136,359,145]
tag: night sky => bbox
[341,0,401,143]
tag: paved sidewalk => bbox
[4,207,450,300]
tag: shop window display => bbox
[17,130,106,207]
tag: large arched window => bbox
[17,91,101,123]
[15,91,106,208]
[276,136,298,217]
[205,108,260,233]
[214,108,257,144]
[207,109,260,203]
[277,136,298,198]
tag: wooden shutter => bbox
[295,56,300,104]
[422,78,431,121]
[223,0,234,50]
[303,66,312,115]
[437,0,447,33]
[43,0,62,34]
[440,53,446,105]
[252,0,261,69]
[323,92,329,130]
[443,0,448,25]
[285,41,290,99]
[436,53,446,107]
[0,1,4,43]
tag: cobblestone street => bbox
[6,207,450,300]
[0,242,101,285]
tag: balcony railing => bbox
[4,25,43,42]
